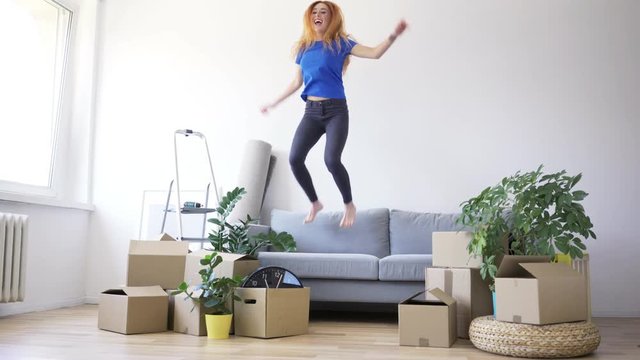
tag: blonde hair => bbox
[293,1,351,72]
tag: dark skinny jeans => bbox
[289,98,352,204]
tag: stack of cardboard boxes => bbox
[98,234,188,334]
[399,231,590,348]
[98,235,311,338]
[399,231,493,348]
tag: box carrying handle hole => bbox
[244,299,257,304]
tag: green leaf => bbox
[572,190,588,201]
[480,266,488,280]
[570,173,583,188]
[177,282,188,292]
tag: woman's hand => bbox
[393,19,408,38]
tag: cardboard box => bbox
[399,288,457,348]
[432,231,482,268]
[127,236,189,289]
[495,255,587,325]
[98,286,168,334]
[172,292,218,336]
[184,251,260,286]
[234,287,310,338]
[426,267,492,338]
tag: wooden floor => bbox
[0,305,638,360]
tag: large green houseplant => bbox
[172,252,243,338]
[457,165,596,289]
[208,187,296,256]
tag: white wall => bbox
[0,202,90,316]
[88,0,640,316]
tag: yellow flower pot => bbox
[205,314,233,339]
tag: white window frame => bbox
[0,0,74,199]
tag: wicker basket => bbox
[469,316,600,358]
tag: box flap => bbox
[217,252,258,261]
[129,240,189,255]
[428,288,456,306]
[156,233,176,241]
[122,285,168,297]
[519,262,582,278]
[496,255,550,278]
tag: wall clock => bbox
[242,266,303,288]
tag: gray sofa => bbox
[257,208,462,305]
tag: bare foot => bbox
[304,201,324,224]
[340,202,356,228]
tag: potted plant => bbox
[172,252,243,339]
[208,187,297,256]
[457,165,597,291]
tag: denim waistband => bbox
[305,98,347,107]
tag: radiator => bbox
[0,213,28,303]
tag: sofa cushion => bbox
[389,210,463,254]
[270,208,390,258]
[379,254,433,281]
[257,252,379,280]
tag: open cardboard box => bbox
[495,255,587,325]
[98,285,168,335]
[127,234,189,289]
[426,267,492,338]
[398,288,457,348]
[233,287,310,338]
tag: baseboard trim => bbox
[0,297,86,317]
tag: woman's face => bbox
[311,2,331,35]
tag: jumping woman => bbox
[261,1,407,228]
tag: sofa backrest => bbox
[270,208,390,258]
[389,210,464,255]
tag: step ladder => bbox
[160,129,219,242]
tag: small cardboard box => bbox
[234,287,310,338]
[172,292,218,336]
[98,285,168,334]
[127,235,189,289]
[426,267,492,338]
[495,255,587,325]
[184,251,260,286]
[398,288,457,348]
[432,231,482,268]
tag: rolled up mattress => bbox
[229,139,272,223]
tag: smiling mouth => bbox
[314,19,323,25]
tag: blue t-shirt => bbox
[295,38,358,101]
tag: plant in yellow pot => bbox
[172,252,243,339]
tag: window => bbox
[0,0,72,195]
